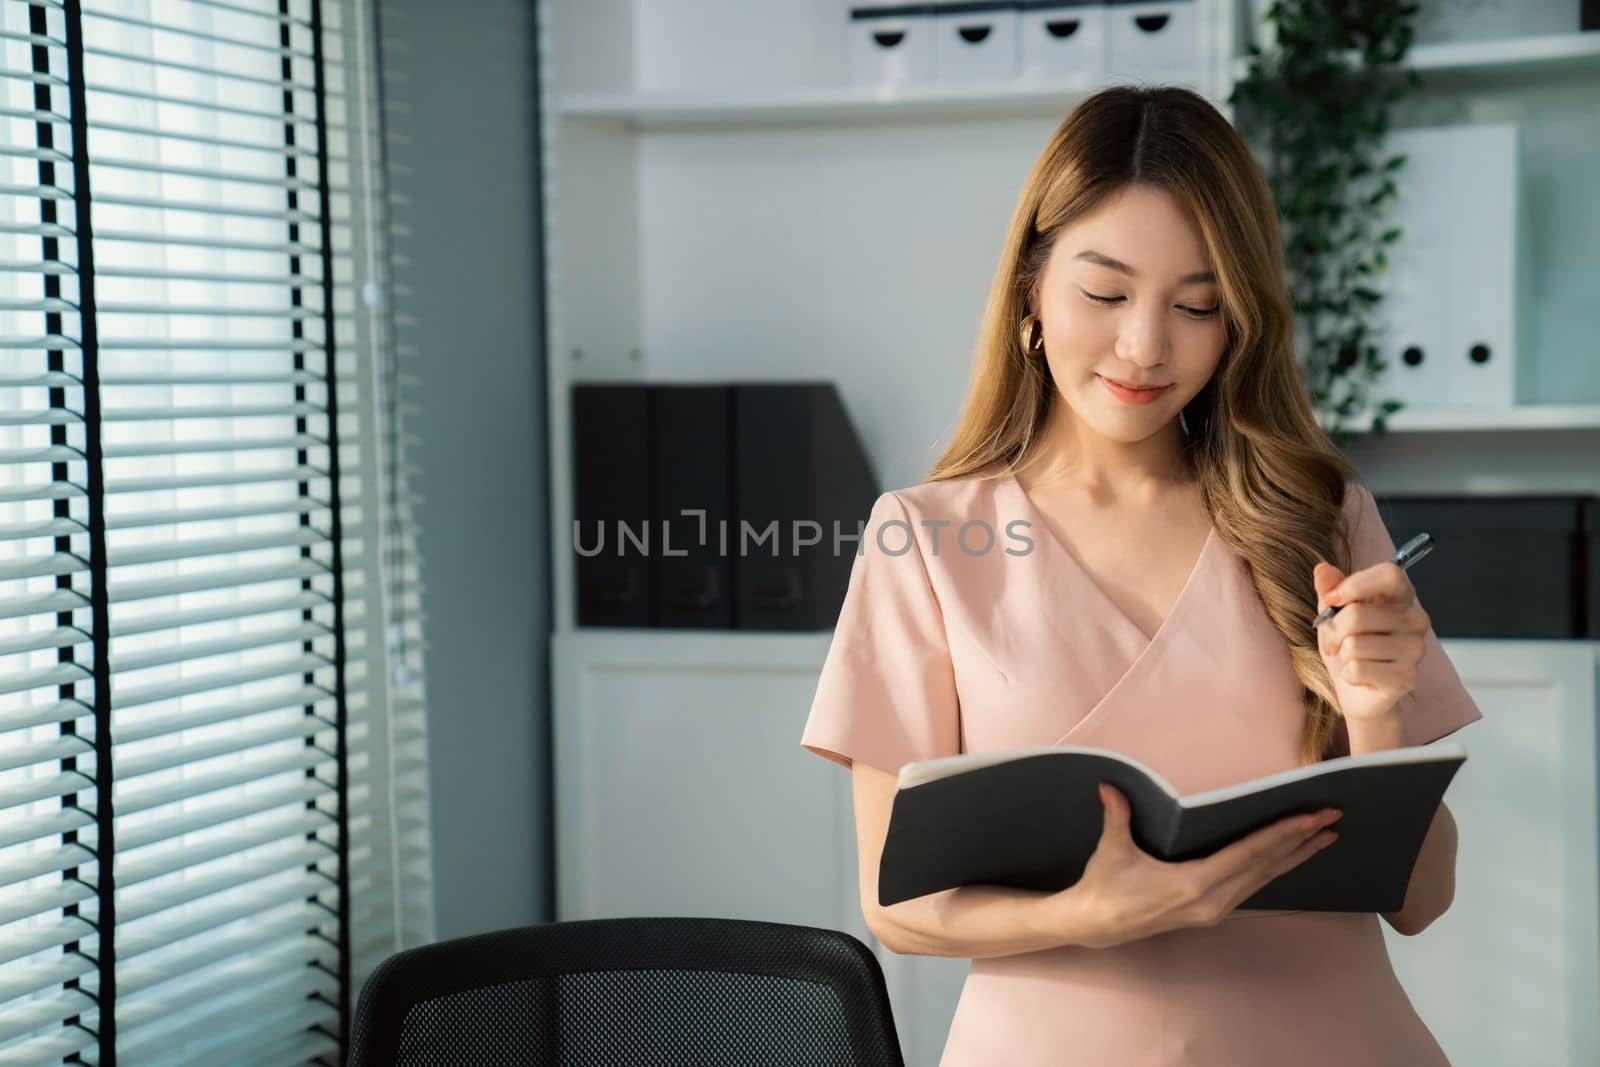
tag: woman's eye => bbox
[1083,288,1220,319]
[1081,289,1123,306]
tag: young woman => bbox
[799,85,1481,1066]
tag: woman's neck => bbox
[1021,398,1193,503]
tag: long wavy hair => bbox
[927,84,1361,766]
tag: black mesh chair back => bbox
[348,916,907,1066]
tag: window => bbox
[0,0,432,1060]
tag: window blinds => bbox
[0,0,434,1061]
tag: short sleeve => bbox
[1343,481,1484,746]
[799,490,963,775]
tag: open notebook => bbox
[879,742,1468,911]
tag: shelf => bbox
[560,31,1600,131]
[1233,30,1600,83]
[1406,30,1600,76]
[557,71,1209,130]
[1321,404,1600,433]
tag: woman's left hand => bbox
[1312,560,1429,726]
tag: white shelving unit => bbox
[1403,28,1600,74]
[1233,28,1600,82]
[1326,403,1600,434]
[1241,3,1600,443]
[584,28,1600,131]
[539,3,1600,1065]
[558,73,1208,129]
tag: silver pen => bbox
[1313,531,1435,628]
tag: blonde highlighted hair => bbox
[928,84,1361,765]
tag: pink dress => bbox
[799,462,1483,1066]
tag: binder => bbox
[572,381,878,631]
[1377,125,1517,409]
[1444,124,1517,406]
[651,385,734,629]
[572,384,652,627]
[733,383,878,631]
[1586,499,1600,639]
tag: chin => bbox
[1074,406,1170,444]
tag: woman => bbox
[798,85,1481,1065]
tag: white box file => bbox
[1373,128,1454,410]
[847,4,936,86]
[931,1,1020,81]
[1375,124,1519,410]
[1105,0,1201,81]
[1018,1,1108,84]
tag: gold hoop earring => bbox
[1018,314,1044,356]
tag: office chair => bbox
[348,915,907,1066]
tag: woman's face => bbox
[1030,184,1227,443]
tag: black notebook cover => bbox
[878,743,1467,912]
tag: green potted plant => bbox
[1230,0,1424,443]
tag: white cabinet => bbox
[551,630,864,939]
[550,627,965,1065]
[1384,642,1600,1067]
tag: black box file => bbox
[651,385,734,628]
[733,383,878,630]
[571,381,878,630]
[1585,498,1600,640]
[1372,494,1591,639]
[572,384,652,626]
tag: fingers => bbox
[1191,809,1341,889]
[1327,561,1412,609]
[1098,783,1128,823]
[1206,823,1339,915]
[1317,602,1428,655]
[1331,659,1420,693]
[1273,827,1340,878]
[1258,825,1338,892]
[1312,561,1344,613]
[1323,633,1420,664]
[1097,783,1132,851]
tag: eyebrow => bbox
[1073,250,1216,286]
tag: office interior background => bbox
[0,0,1598,1063]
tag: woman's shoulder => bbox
[1338,477,1377,527]
[881,459,1011,519]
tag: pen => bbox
[1313,531,1434,628]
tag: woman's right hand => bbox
[1062,782,1342,949]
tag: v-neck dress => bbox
[799,463,1483,1067]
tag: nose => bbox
[1114,309,1169,368]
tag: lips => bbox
[1100,374,1166,390]
[1098,374,1171,405]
